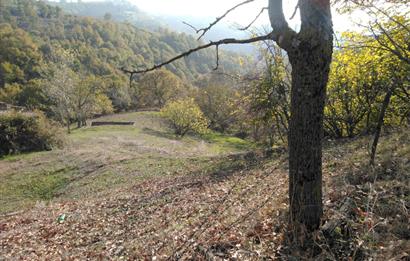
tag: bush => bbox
[195,84,239,133]
[0,111,64,156]
[160,99,209,137]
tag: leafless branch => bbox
[268,0,297,51]
[342,43,389,52]
[289,0,300,20]
[182,21,200,32]
[333,31,342,49]
[194,0,257,40]
[368,6,410,34]
[238,7,268,31]
[369,22,410,64]
[374,20,408,54]
[211,71,261,82]
[121,33,274,75]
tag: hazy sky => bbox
[128,0,357,32]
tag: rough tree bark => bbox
[269,0,333,230]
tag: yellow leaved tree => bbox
[160,98,208,137]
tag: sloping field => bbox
[0,112,253,214]
[0,113,408,260]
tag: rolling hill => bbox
[1,0,248,83]
[0,112,408,259]
[47,0,257,54]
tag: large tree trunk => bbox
[269,0,333,231]
[288,45,332,230]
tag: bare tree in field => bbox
[46,52,101,132]
[123,0,334,232]
[46,63,77,133]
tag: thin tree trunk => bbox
[274,116,286,145]
[0,70,5,88]
[370,88,393,165]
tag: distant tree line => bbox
[0,0,408,147]
[0,0,246,129]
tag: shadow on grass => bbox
[204,152,266,182]
[186,149,276,186]
[142,127,255,153]
[141,127,177,140]
[129,127,268,179]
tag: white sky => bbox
[128,0,357,32]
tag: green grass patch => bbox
[19,172,69,200]
[0,168,71,213]
[70,125,141,139]
[203,132,255,152]
[61,170,128,200]
[0,111,257,215]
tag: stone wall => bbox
[91,121,135,126]
[0,102,26,112]
[0,102,8,111]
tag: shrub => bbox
[160,98,209,137]
[137,69,187,108]
[0,111,64,156]
[195,84,240,133]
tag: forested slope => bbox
[47,0,255,54]
[0,0,245,111]
[47,0,161,31]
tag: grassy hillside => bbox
[0,112,408,260]
[0,112,253,214]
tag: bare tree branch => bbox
[368,6,410,34]
[211,71,260,82]
[193,0,257,40]
[374,21,407,54]
[238,7,268,31]
[369,22,410,64]
[289,0,300,20]
[268,0,297,51]
[121,33,274,75]
[182,21,200,33]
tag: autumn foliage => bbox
[160,98,209,137]
[0,111,64,156]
